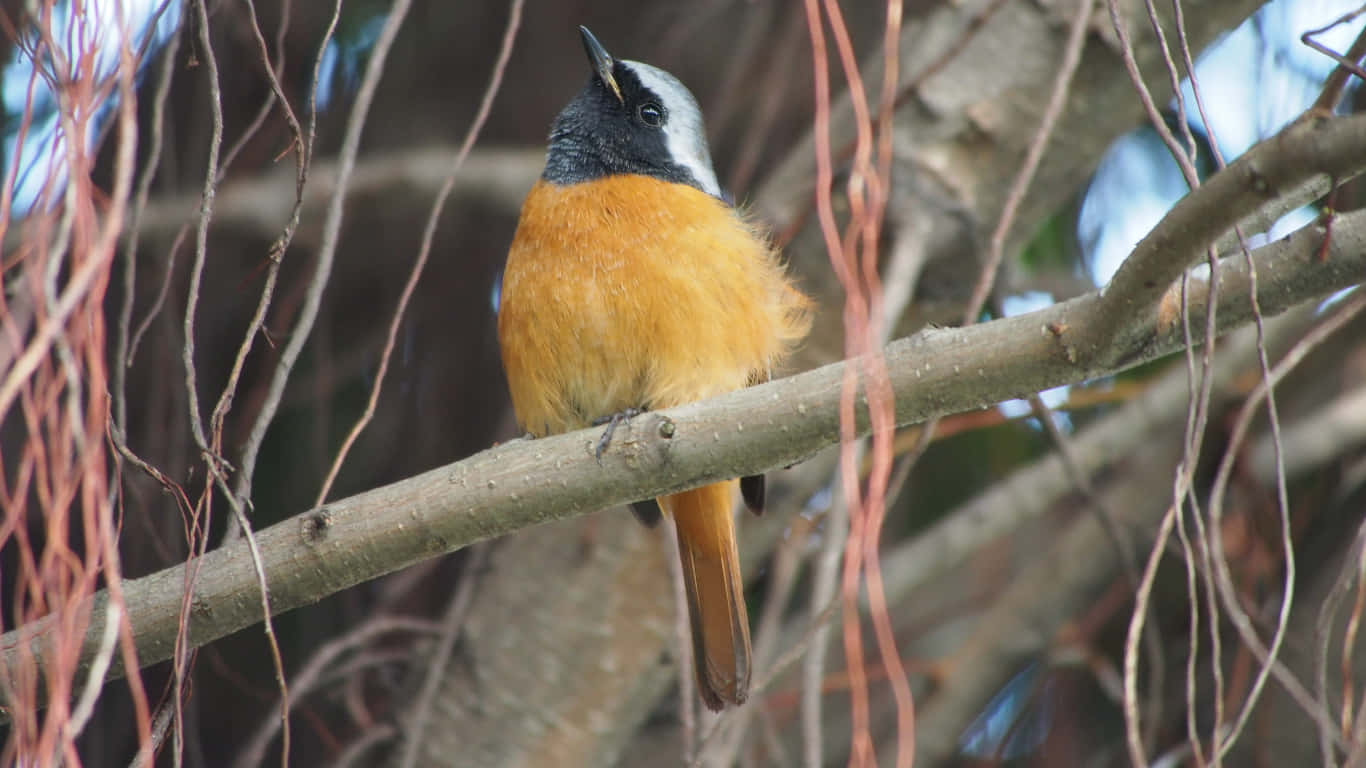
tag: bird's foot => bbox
[592,408,643,461]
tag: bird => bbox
[496,26,812,710]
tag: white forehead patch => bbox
[621,60,723,199]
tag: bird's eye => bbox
[638,102,664,127]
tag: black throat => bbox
[541,63,708,194]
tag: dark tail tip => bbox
[740,474,765,515]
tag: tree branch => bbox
[1093,113,1366,359]
[1,188,1361,704]
[778,300,1324,767]
[1,147,544,254]
[1250,379,1366,481]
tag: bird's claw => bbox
[592,408,643,461]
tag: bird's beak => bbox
[579,26,624,105]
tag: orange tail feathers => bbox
[662,481,751,710]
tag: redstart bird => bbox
[497,27,811,710]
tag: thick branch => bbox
[0,147,544,252]
[757,0,1266,242]
[1250,381,1366,480]
[780,302,1320,766]
[1094,112,1366,357]
[901,306,1328,766]
[907,436,1185,767]
[1,199,1361,700]
[876,301,1319,613]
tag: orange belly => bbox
[497,175,810,436]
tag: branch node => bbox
[301,509,333,543]
[1247,166,1273,197]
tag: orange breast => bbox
[497,175,810,436]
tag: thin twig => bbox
[1108,0,1223,759]
[798,3,846,765]
[114,0,181,435]
[204,0,311,459]
[395,546,488,768]
[228,0,411,528]
[316,0,524,504]
[127,228,185,365]
[233,617,441,768]
[1206,214,1317,767]
[63,602,120,744]
[1207,291,1366,757]
[1344,553,1366,767]
[963,0,1094,320]
[334,725,396,768]
[181,0,228,461]
[222,486,293,768]
[211,0,344,546]
[804,0,911,763]
[217,0,298,181]
[162,5,233,760]
[1318,521,1366,766]
[1171,432,1209,768]
[1306,6,1366,114]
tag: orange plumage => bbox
[499,176,810,435]
[498,174,810,709]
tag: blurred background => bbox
[2,0,1365,765]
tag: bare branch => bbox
[102,146,541,255]
[1093,113,1366,361]
[315,0,525,505]
[393,545,488,768]
[2,197,1360,708]
[228,0,422,530]
[1250,379,1366,480]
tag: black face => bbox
[542,63,705,192]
